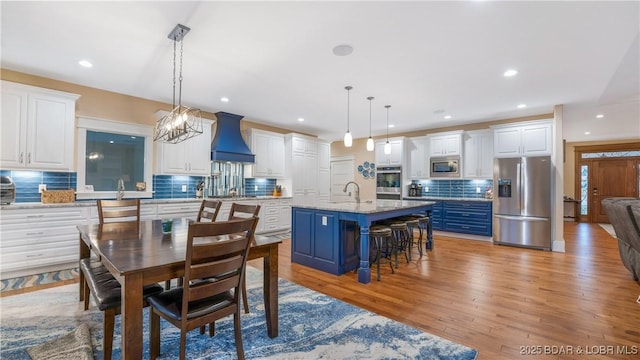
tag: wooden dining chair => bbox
[82,199,142,308]
[80,217,163,360]
[97,199,141,227]
[167,199,224,290]
[228,202,261,314]
[148,217,259,360]
[196,199,222,222]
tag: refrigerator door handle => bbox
[517,162,522,211]
[495,214,549,221]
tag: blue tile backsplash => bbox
[3,169,281,203]
[3,168,485,202]
[1,169,77,203]
[244,178,277,197]
[411,179,493,199]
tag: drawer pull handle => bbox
[462,214,469,216]
[27,215,45,218]
[26,232,44,236]
[462,226,469,229]
[26,254,44,258]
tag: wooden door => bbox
[590,159,638,223]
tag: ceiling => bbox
[2,1,638,143]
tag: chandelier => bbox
[154,24,203,144]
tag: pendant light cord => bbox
[368,96,373,137]
[385,105,391,141]
[346,86,351,132]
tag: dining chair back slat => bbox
[228,203,261,220]
[97,199,141,225]
[197,200,222,222]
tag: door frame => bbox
[330,155,354,203]
[573,142,640,222]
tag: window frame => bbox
[76,116,153,199]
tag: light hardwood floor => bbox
[266,223,640,359]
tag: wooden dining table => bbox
[77,218,282,360]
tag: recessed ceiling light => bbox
[332,44,354,56]
[517,104,527,109]
[596,114,604,119]
[109,140,114,144]
[297,118,304,122]
[584,131,591,135]
[388,124,395,128]
[220,97,229,102]
[78,60,93,68]
[444,115,452,119]
[130,136,136,139]
[504,69,518,77]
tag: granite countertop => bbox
[0,196,292,210]
[404,196,493,202]
[293,199,435,214]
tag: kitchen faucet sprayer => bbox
[116,178,125,200]
[343,181,360,203]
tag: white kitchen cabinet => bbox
[246,129,285,178]
[156,202,203,220]
[407,136,428,179]
[286,134,319,206]
[463,130,494,178]
[428,131,462,157]
[493,120,553,158]
[0,206,88,279]
[375,138,404,166]
[317,140,331,203]
[156,118,213,175]
[1,81,79,171]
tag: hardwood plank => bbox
[257,223,640,359]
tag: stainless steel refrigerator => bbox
[493,156,552,250]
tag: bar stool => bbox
[399,216,423,259]
[388,222,411,266]
[369,225,395,281]
[412,214,433,251]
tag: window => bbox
[77,117,153,199]
[580,164,588,215]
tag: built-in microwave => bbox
[430,155,460,178]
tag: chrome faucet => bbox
[116,177,125,200]
[343,181,360,203]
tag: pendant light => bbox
[154,24,203,144]
[343,86,353,147]
[384,105,392,155]
[366,96,375,151]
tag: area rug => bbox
[26,323,93,360]
[0,267,478,360]
[599,223,617,238]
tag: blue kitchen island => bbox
[291,200,434,284]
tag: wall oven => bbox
[430,155,460,178]
[376,166,402,200]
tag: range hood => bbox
[210,112,255,163]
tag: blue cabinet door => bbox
[292,209,313,257]
[292,208,342,275]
